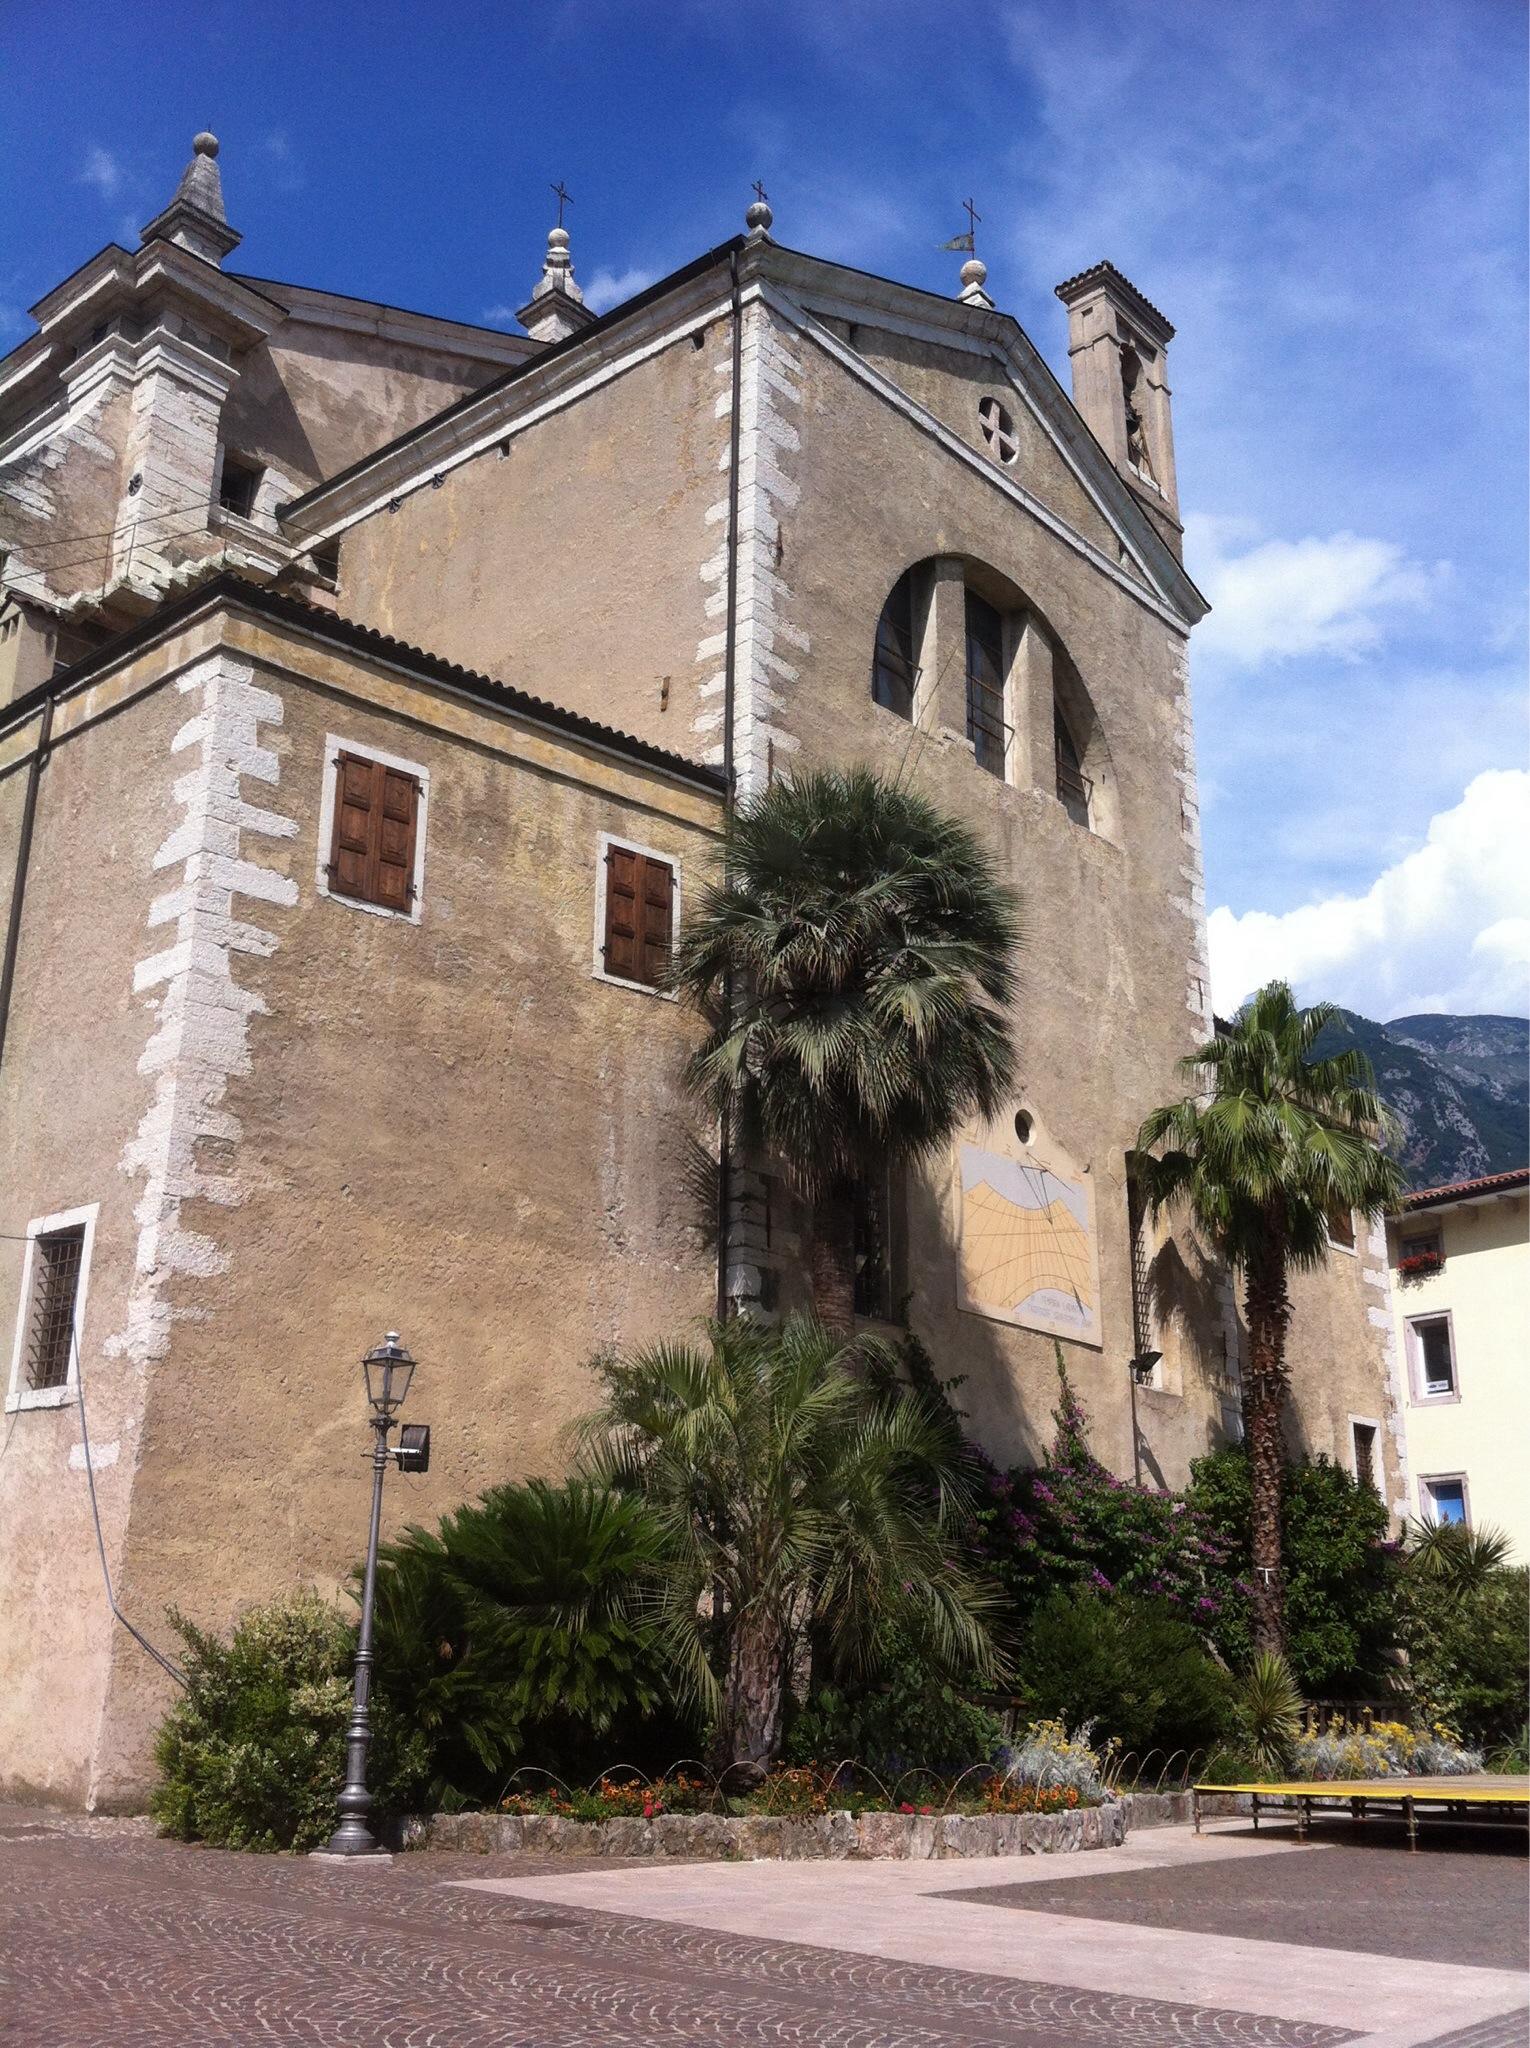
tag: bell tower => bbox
[1055,262,1180,554]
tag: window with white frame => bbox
[1407,1312,1458,1400]
[315,735,429,923]
[1421,1474,1468,1527]
[7,1204,98,1412]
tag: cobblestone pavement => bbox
[0,1812,1351,2048]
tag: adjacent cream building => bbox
[1387,1168,1529,1556]
[1,138,1411,1806]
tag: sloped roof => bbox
[1402,1166,1530,1210]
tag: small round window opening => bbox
[1013,1110,1033,1145]
[979,395,1019,466]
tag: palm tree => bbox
[1404,1517,1512,1588]
[1134,982,1405,1653]
[671,769,1020,1327]
[576,1314,1002,1775]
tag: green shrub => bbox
[1016,1589,1233,1757]
[370,1478,694,1805]
[1400,1565,1528,1751]
[1187,1447,1399,1694]
[784,1632,1004,1778]
[151,1592,426,1853]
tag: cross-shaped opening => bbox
[978,396,1018,466]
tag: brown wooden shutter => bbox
[604,845,641,980]
[328,753,419,911]
[639,854,674,985]
[375,766,419,913]
[603,846,674,987]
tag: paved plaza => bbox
[0,1807,1523,2048]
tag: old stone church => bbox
[0,137,1408,1807]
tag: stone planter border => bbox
[391,1790,1222,1860]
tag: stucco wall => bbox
[0,614,722,1806]
[1387,1194,1528,1555]
[334,327,723,749]
[0,670,189,1805]
[222,323,520,496]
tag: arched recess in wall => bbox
[867,553,1119,840]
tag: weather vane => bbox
[941,197,981,254]
[551,180,573,228]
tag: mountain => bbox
[1313,1011,1527,1192]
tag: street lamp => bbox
[322,1332,431,1858]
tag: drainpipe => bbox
[714,250,744,1320]
[0,690,54,1075]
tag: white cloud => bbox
[1187,516,1445,666]
[480,304,520,326]
[78,146,124,199]
[1207,770,1530,1020]
[582,265,658,313]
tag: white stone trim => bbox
[5,1203,99,1413]
[106,652,297,1373]
[592,830,681,999]
[693,300,808,796]
[1167,647,1214,1039]
[1361,1216,1410,1519]
[315,732,430,925]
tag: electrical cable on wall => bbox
[0,1228,185,1687]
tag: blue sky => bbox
[3,0,1525,1019]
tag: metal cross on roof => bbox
[551,180,573,227]
[752,180,769,206]
[961,196,981,246]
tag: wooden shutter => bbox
[328,753,419,912]
[603,845,674,987]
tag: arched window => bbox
[1054,700,1091,827]
[870,569,917,720]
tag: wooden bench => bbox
[1192,1777,1529,1850]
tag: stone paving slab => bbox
[469,1824,1528,2042]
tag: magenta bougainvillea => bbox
[968,1351,1241,1623]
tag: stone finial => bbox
[959,255,993,309]
[517,223,597,345]
[140,130,241,266]
[746,182,773,237]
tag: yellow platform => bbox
[1192,1775,1529,1848]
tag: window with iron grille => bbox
[964,591,1007,778]
[1054,704,1091,827]
[24,1227,85,1392]
[871,570,918,720]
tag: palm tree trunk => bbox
[719,1602,787,1778]
[808,1186,857,1332]
[1242,1234,1293,1656]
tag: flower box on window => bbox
[1398,1246,1443,1280]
